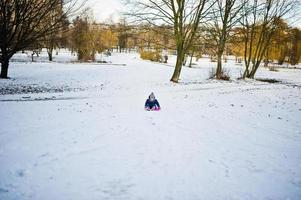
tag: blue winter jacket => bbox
[145,99,160,109]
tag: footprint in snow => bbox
[291,178,301,188]
[0,188,9,193]
[16,169,25,177]
[208,159,215,163]
[39,153,49,158]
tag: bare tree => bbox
[71,14,105,61]
[44,15,70,61]
[241,0,299,79]
[116,18,131,53]
[127,0,214,83]
[0,0,82,78]
[207,0,243,79]
[289,28,301,65]
[134,24,174,53]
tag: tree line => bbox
[0,0,81,78]
[1,0,300,81]
[128,0,300,82]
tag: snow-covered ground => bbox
[0,51,301,200]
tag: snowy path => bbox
[0,53,301,200]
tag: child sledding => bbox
[145,92,161,111]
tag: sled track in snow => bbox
[0,96,88,102]
[181,79,301,91]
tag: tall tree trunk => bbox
[243,24,255,79]
[188,50,194,68]
[216,52,223,79]
[47,48,53,61]
[1,57,9,79]
[247,61,260,78]
[247,70,255,79]
[31,53,35,62]
[48,52,53,61]
[170,49,185,83]
[243,67,249,78]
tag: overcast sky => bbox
[84,0,124,23]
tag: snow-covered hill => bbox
[0,52,301,200]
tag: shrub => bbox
[220,73,230,80]
[269,66,279,72]
[219,68,231,80]
[209,67,230,80]
[140,51,161,62]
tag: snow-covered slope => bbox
[0,52,301,200]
